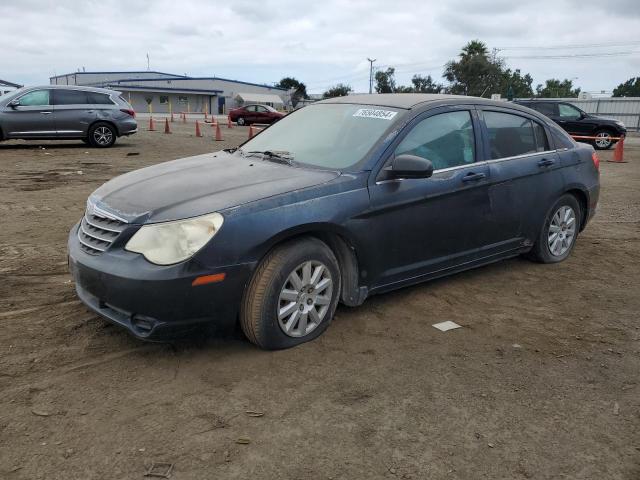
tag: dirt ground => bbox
[0,121,639,480]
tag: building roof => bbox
[106,84,223,94]
[50,71,287,92]
[0,79,23,88]
[50,71,187,80]
[235,92,284,104]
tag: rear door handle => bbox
[462,172,486,183]
[40,111,52,115]
[538,158,555,167]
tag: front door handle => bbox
[40,111,52,115]
[538,158,555,168]
[462,172,486,183]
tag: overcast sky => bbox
[1,0,639,94]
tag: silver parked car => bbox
[0,85,137,148]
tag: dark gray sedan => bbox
[68,94,600,349]
[0,85,137,147]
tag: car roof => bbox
[316,93,545,114]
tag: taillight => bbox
[592,151,600,171]
[120,109,135,118]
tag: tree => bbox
[443,40,504,97]
[535,79,581,98]
[375,67,397,93]
[499,69,534,98]
[323,83,352,98]
[410,74,443,93]
[275,77,308,107]
[612,77,640,97]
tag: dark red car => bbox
[229,104,285,126]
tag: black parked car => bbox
[515,99,626,150]
[68,94,600,349]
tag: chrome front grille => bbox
[77,206,127,255]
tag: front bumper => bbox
[68,223,253,341]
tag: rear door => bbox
[367,106,493,288]
[478,107,563,246]
[2,89,54,137]
[52,89,99,137]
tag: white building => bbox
[50,71,288,114]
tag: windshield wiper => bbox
[245,150,295,165]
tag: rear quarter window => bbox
[87,92,114,104]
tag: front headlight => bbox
[125,212,224,265]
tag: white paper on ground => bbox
[432,321,463,332]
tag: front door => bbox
[554,103,588,137]
[3,89,54,138]
[367,107,492,288]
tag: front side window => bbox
[485,111,548,159]
[18,90,50,106]
[394,110,475,170]
[256,105,268,112]
[53,89,89,105]
[240,103,401,169]
[558,103,581,119]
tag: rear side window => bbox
[395,110,475,170]
[54,89,89,105]
[484,111,547,159]
[86,92,114,104]
[532,102,556,116]
[18,89,50,106]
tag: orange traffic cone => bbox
[227,114,233,129]
[215,123,223,141]
[164,118,172,134]
[148,117,156,131]
[170,112,175,123]
[248,125,254,139]
[182,113,186,123]
[611,135,625,163]
[195,120,203,137]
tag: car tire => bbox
[593,130,614,150]
[88,122,117,148]
[527,194,581,264]
[240,237,341,350]
[237,117,245,126]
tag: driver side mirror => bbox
[8,99,20,109]
[388,154,434,179]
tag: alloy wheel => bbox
[93,126,113,146]
[277,260,333,338]
[595,132,612,149]
[548,205,577,257]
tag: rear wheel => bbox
[237,117,246,126]
[527,194,581,263]
[593,130,614,150]
[240,238,341,349]
[88,122,116,148]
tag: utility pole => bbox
[146,53,150,71]
[367,58,376,94]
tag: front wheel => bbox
[240,238,341,349]
[593,130,614,150]
[527,194,581,263]
[237,117,245,126]
[88,122,116,148]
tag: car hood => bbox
[90,151,339,223]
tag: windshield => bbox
[239,103,402,169]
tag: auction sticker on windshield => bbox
[353,108,398,120]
